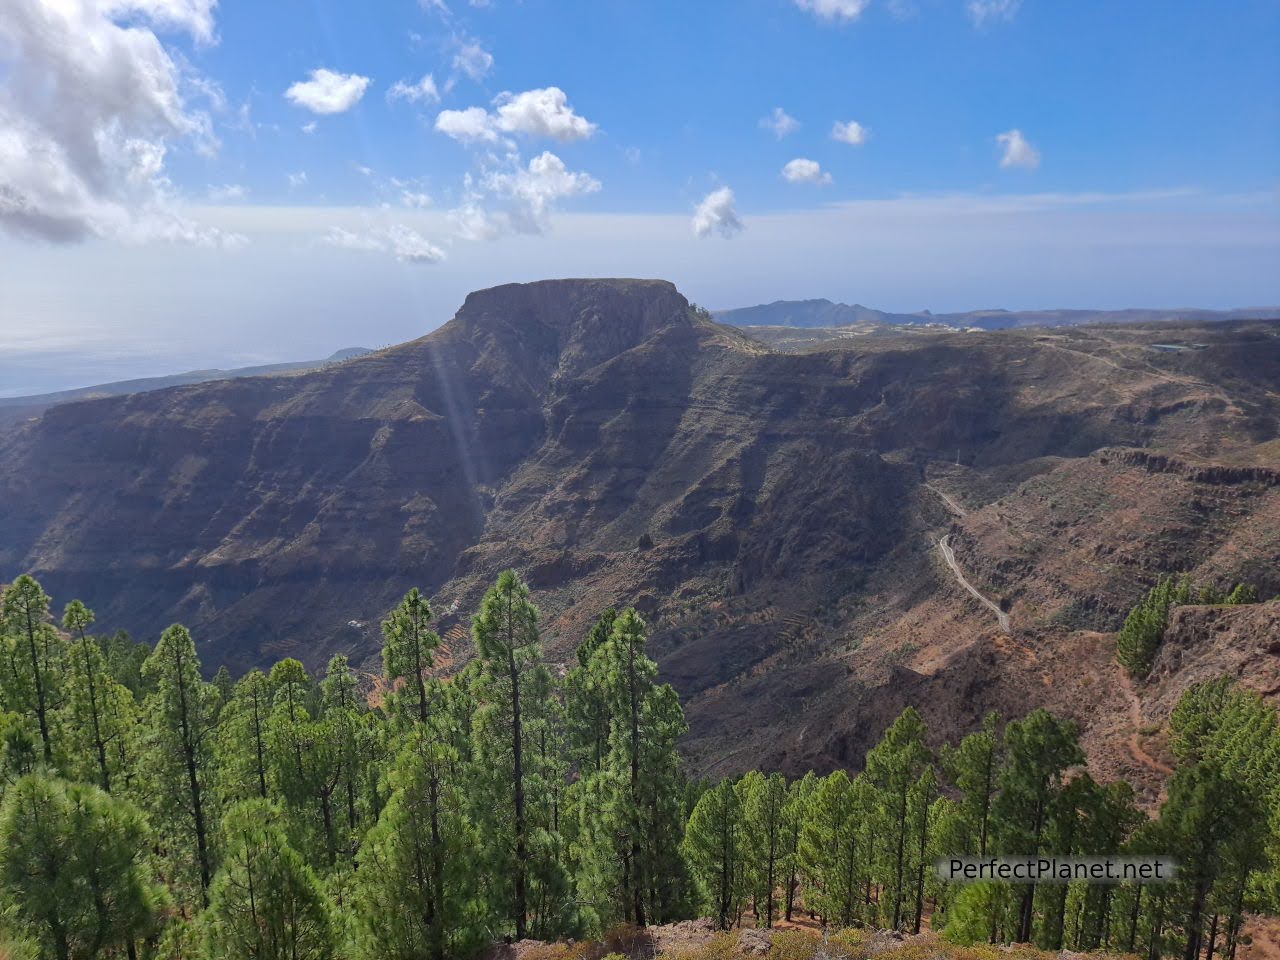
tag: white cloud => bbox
[388,74,440,105]
[793,0,870,23]
[322,226,384,252]
[481,151,601,234]
[435,87,597,145]
[321,223,446,263]
[288,171,307,189]
[285,69,371,115]
[692,187,744,239]
[453,41,494,81]
[493,88,596,141]
[782,158,832,185]
[301,121,317,134]
[831,119,868,146]
[400,190,433,209]
[0,0,240,245]
[435,106,502,144]
[760,107,799,139]
[967,0,1021,27]
[996,129,1040,170]
[207,184,247,202]
[449,199,502,241]
[105,0,219,44]
[386,224,446,262]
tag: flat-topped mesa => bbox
[446,278,695,383]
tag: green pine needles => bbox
[0,571,1275,960]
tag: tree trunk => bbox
[24,607,53,763]
[174,646,211,900]
[892,784,908,930]
[507,642,528,940]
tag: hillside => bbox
[0,347,372,430]
[1,278,1277,780]
[713,298,1280,331]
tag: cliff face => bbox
[1,279,1277,775]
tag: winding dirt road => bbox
[939,534,1011,634]
[925,482,1010,633]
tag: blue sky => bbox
[1,0,1278,393]
[175,0,1280,207]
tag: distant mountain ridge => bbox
[713,298,1280,331]
[0,347,372,425]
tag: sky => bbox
[1,0,1278,395]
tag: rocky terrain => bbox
[1,279,1276,784]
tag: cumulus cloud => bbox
[782,158,832,185]
[453,41,494,81]
[968,0,1021,27]
[493,88,597,141]
[831,119,868,145]
[435,106,502,144]
[793,0,870,23]
[321,223,446,263]
[287,171,307,189]
[692,187,743,239]
[996,129,1040,169]
[0,0,243,245]
[285,69,371,115]
[435,87,596,145]
[481,151,601,234]
[388,74,440,105]
[760,107,799,139]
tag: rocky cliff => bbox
[2,279,1277,776]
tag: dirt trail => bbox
[924,482,968,518]
[1117,667,1174,777]
[939,535,1011,634]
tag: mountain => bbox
[0,347,373,429]
[2,278,1277,789]
[713,298,1280,331]
[709,299,888,328]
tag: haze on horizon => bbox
[1,0,1277,395]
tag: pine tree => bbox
[0,773,164,960]
[864,707,932,930]
[215,669,273,803]
[141,624,219,902]
[63,631,135,794]
[993,708,1083,943]
[201,799,332,960]
[1223,583,1257,605]
[798,770,866,928]
[381,588,439,725]
[564,609,617,775]
[682,778,742,930]
[320,654,366,853]
[940,711,1001,857]
[781,772,817,923]
[1116,576,1181,676]
[741,771,789,927]
[1,575,63,764]
[469,570,543,940]
[350,729,480,960]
